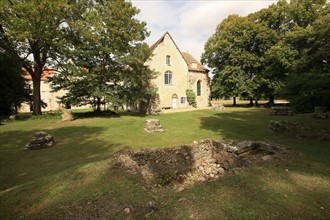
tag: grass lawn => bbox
[0,108,329,219]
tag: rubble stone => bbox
[25,131,55,150]
[62,109,74,122]
[115,139,290,188]
[144,119,164,133]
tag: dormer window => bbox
[190,62,198,69]
[166,55,171,65]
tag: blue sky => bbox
[131,0,278,61]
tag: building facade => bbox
[146,32,210,109]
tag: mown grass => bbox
[0,108,329,219]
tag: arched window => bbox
[197,80,201,96]
[164,71,172,85]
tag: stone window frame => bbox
[166,55,171,65]
[164,71,173,85]
[180,97,186,104]
[197,80,202,96]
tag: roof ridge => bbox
[149,32,208,73]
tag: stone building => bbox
[146,32,210,109]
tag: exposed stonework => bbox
[9,115,16,121]
[144,119,164,133]
[25,131,55,150]
[115,139,290,189]
[269,120,330,141]
[212,103,225,111]
[313,107,328,119]
[269,120,307,133]
[269,107,293,116]
[146,32,210,109]
[62,109,74,122]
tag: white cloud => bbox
[132,0,277,61]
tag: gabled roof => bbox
[150,32,208,73]
[150,32,182,54]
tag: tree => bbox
[121,43,159,114]
[49,0,155,114]
[202,14,276,105]
[280,0,330,112]
[0,0,72,115]
[0,49,30,115]
[202,0,329,110]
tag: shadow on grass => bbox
[183,162,330,220]
[73,110,120,119]
[0,125,125,219]
[199,109,269,141]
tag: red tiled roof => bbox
[21,68,57,81]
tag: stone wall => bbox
[115,139,290,189]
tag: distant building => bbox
[147,32,210,109]
[19,69,64,112]
[19,69,87,113]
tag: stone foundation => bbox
[115,139,290,188]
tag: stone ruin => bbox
[269,120,306,133]
[25,131,55,150]
[144,119,164,133]
[269,120,330,141]
[62,109,74,122]
[211,103,225,111]
[269,107,293,116]
[313,107,328,119]
[115,139,291,189]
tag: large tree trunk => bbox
[31,71,42,115]
[249,98,253,106]
[96,97,101,112]
[269,95,275,106]
[233,97,237,106]
[255,100,259,106]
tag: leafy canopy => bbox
[49,0,157,113]
[202,0,329,111]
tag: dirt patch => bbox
[115,139,291,189]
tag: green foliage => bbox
[203,0,329,109]
[282,73,330,112]
[49,0,155,113]
[202,14,278,103]
[0,0,72,115]
[0,50,30,115]
[186,89,197,108]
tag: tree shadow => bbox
[72,110,119,119]
[199,109,268,141]
[189,163,330,219]
[0,125,124,218]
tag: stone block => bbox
[62,109,74,122]
[144,119,164,133]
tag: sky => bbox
[131,0,278,61]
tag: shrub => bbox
[186,89,197,108]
